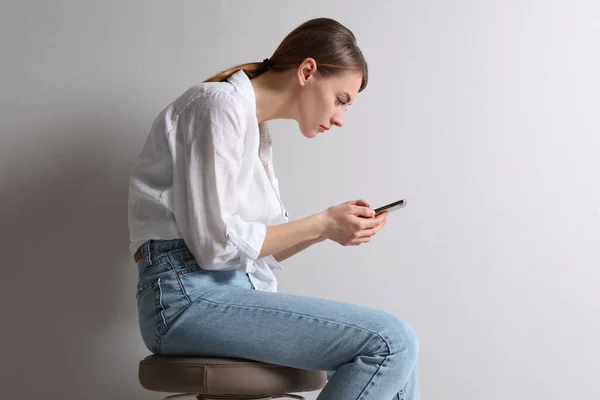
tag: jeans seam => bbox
[356,353,391,399]
[196,296,393,352]
[149,281,162,354]
[166,253,192,304]
[157,278,168,333]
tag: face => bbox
[295,59,363,138]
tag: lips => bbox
[319,125,330,132]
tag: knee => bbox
[375,311,419,362]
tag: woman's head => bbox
[205,18,368,138]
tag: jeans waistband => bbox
[135,239,188,263]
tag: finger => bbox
[349,205,375,218]
[349,236,373,245]
[349,199,371,208]
[359,220,387,237]
[358,212,386,228]
[375,210,388,219]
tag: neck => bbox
[250,70,298,124]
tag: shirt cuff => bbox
[263,254,284,271]
[225,215,266,261]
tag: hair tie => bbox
[263,58,272,70]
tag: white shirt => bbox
[128,70,289,292]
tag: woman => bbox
[128,17,419,400]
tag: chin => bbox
[299,123,319,139]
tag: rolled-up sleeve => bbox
[173,91,266,271]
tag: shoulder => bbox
[164,80,254,146]
[175,81,252,124]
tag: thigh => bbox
[159,283,417,374]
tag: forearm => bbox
[258,213,325,259]
[272,235,326,262]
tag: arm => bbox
[262,200,384,261]
[272,236,326,263]
[258,214,325,259]
[176,92,272,270]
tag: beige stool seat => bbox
[139,355,327,399]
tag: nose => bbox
[331,111,344,128]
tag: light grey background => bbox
[1,1,598,399]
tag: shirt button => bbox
[226,233,232,239]
[284,211,289,218]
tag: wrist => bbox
[308,211,328,240]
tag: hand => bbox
[319,199,388,246]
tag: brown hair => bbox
[203,18,368,92]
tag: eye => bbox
[336,97,348,111]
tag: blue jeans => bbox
[135,239,420,400]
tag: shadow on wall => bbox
[1,129,157,399]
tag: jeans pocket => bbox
[136,278,168,353]
[170,249,207,298]
[170,248,245,299]
[136,253,159,280]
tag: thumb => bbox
[349,204,375,218]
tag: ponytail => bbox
[203,61,268,83]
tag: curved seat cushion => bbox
[139,355,327,395]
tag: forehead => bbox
[325,72,362,98]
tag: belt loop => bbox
[144,240,151,265]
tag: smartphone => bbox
[374,199,407,215]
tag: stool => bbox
[139,355,327,399]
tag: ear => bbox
[296,57,318,87]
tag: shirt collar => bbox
[227,69,256,109]
[227,69,271,143]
